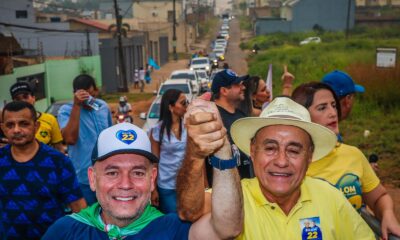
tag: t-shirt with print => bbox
[307,143,380,211]
[0,143,83,240]
[36,112,63,145]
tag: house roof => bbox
[0,35,22,54]
[68,18,110,31]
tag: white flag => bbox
[266,64,273,102]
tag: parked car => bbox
[157,79,196,101]
[140,96,161,132]
[300,37,321,45]
[190,57,211,73]
[169,69,200,94]
[45,100,69,118]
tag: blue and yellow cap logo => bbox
[116,130,137,145]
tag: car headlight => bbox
[190,67,194,70]
[206,66,209,70]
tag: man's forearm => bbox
[176,146,206,222]
[62,104,81,145]
[210,142,243,239]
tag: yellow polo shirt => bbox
[307,143,380,211]
[237,177,374,240]
[36,112,63,145]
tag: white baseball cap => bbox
[91,122,158,164]
[231,97,337,161]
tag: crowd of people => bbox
[1,59,400,239]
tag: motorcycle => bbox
[116,113,133,124]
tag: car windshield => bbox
[171,73,195,80]
[148,103,160,119]
[159,84,190,95]
[192,59,209,65]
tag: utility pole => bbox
[113,0,128,92]
[172,0,178,60]
[85,29,92,56]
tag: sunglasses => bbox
[180,99,189,107]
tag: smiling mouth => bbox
[113,196,137,202]
[269,172,292,177]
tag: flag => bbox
[266,64,273,102]
[148,57,160,70]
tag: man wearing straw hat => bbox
[177,96,375,239]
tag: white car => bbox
[213,49,225,60]
[221,24,229,31]
[169,70,200,95]
[213,44,226,52]
[195,69,210,92]
[140,96,161,132]
[190,57,211,73]
[300,37,321,45]
[215,39,228,48]
[219,30,229,39]
[157,79,196,101]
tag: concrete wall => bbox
[255,0,355,34]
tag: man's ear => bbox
[88,167,96,192]
[150,166,158,192]
[34,121,40,135]
[250,142,256,164]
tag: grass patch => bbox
[244,26,400,183]
[239,15,252,31]
[101,92,154,103]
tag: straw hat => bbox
[231,97,337,161]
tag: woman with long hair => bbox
[239,76,271,116]
[292,82,400,238]
[150,89,189,213]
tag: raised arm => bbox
[187,112,243,239]
[61,90,89,145]
[176,110,222,221]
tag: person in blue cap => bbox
[322,70,365,121]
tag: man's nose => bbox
[273,149,289,168]
[118,173,134,189]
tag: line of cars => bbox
[140,17,231,132]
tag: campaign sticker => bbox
[116,130,137,144]
[300,217,322,240]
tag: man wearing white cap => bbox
[177,97,375,239]
[43,122,243,239]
